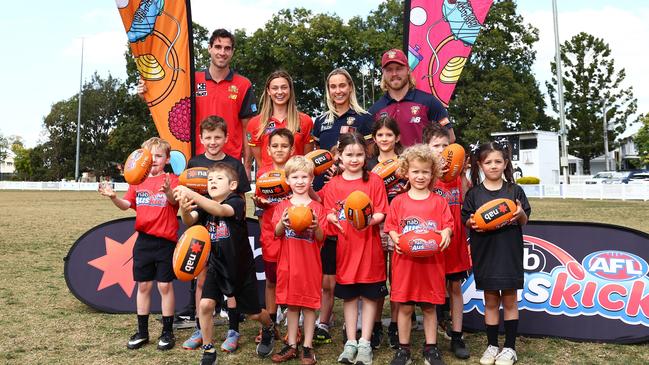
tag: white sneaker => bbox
[479,345,500,365]
[495,347,517,365]
[338,339,358,364]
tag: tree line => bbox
[3,0,640,181]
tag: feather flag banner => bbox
[404,0,493,107]
[116,0,194,174]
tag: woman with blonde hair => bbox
[247,70,314,172]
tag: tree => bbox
[449,0,555,146]
[634,113,649,166]
[547,32,637,173]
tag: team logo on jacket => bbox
[197,82,207,97]
[346,116,356,125]
[410,106,421,115]
[208,220,230,241]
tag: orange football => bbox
[288,205,313,233]
[474,198,517,231]
[305,149,335,176]
[124,148,152,185]
[344,190,373,230]
[256,170,291,199]
[173,225,211,281]
[178,167,208,194]
[440,143,465,183]
[371,159,400,188]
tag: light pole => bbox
[552,0,569,183]
[602,99,610,171]
[360,65,369,109]
[75,38,84,182]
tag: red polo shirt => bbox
[194,69,258,160]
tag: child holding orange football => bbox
[251,128,295,343]
[323,132,388,365]
[366,115,407,350]
[173,162,276,365]
[98,137,179,351]
[461,140,530,365]
[271,155,327,364]
[424,123,472,359]
[181,115,252,351]
[384,144,453,365]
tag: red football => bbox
[398,229,443,257]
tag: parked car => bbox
[626,171,649,184]
[584,171,618,184]
[619,170,649,184]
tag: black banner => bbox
[64,217,264,314]
[463,221,649,344]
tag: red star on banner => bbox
[191,241,203,253]
[498,203,508,213]
[87,232,138,298]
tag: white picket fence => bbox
[2,180,649,200]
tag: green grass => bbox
[0,192,648,364]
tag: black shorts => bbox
[264,260,277,284]
[334,282,388,300]
[202,268,262,315]
[132,232,176,282]
[446,270,469,282]
[321,236,337,275]
[401,301,436,308]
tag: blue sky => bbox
[1,0,647,147]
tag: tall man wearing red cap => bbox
[368,49,455,146]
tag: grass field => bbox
[1,191,648,365]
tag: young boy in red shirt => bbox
[425,123,472,359]
[384,144,453,365]
[173,163,276,365]
[251,128,295,342]
[99,137,179,351]
[271,155,327,364]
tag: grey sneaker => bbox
[495,347,517,365]
[256,324,276,357]
[338,339,358,364]
[451,338,470,359]
[479,345,500,365]
[390,348,412,365]
[422,345,445,365]
[355,338,373,365]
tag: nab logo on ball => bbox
[182,239,206,274]
[583,251,649,281]
[481,202,511,222]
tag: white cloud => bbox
[521,6,649,126]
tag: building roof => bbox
[491,130,559,137]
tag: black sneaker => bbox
[314,325,332,345]
[422,346,445,365]
[127,332,149,349]
[200,345,217,365]
[450,338,470,359]
[157,331,175,350]
[256,324,276,357]
[173,302,196,329]
[390,348,412,365]
[370,323,383,349]
[387,325,399,349]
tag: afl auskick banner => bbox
[116,0,194,174]
[64,218,264,314]
[404,0,493,106]
[462,222,649,344]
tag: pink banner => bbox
[406,0,493,106]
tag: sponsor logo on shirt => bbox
[251,103,258,112]
[320,118,334,132]
[285,227,315,242]
[432,187,461,206]
[208,220,231,242]
[400,216,437,234]
[264,121,277,135]
[197,82,207,97]
[135,191,167,207]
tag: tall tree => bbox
[634,113,649,166]
[449,0,555,146]
[547,32,637,173]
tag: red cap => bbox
[381,49,408,68]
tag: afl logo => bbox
[582,250,648,281]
